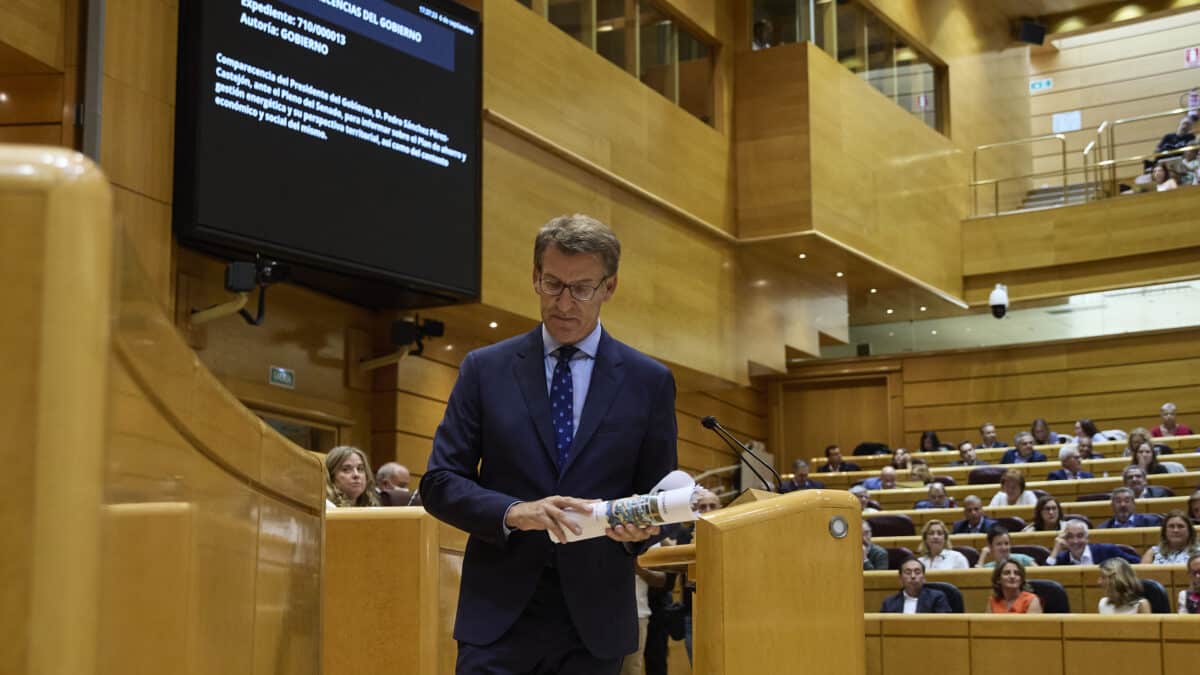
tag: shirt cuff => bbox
[1044,556,1057,566]
[501,501,522,538]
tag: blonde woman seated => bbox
[987,560,1043,614]
[989,469,1037,507]
[1142,510,1199,564]
[1097,558,1151,614]
[978,525,1037,569]
[325,445,382,508]
[917,519,970,570]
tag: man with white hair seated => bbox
[1047,445,1093,481]
[862,465,898,491]
[849,485,879,514]
[1047,519,1141,565]
[914,482,955,509]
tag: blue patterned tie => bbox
[550,346,578,471]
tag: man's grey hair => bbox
[1014,431,1034,445]
[963,495,982,507]
[928,482,946,495]
[1162,402,1177,413]
[793,459,810,472]
[376,462,407,484]
[1059,444,1080,461]
[1065,518,1089,535]
[534,214,621,278]
[1111,487,1135,500]
[1121,465,1145,481]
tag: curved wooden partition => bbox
[1,146,325,674]
[694,489,865,674]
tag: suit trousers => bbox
[456,567,623,675]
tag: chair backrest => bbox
[968,466,1007,484]
[1031,489,1050,499]
[1029,579,1071,613]
[379,488,413,506]
[993,516,1026,532]
[952,546,979,567]
[867,513,916,537]
[933,475,957,487]
[886,547,915,570]
[853,442,891,456]
[1063,514,1092,528]
[1010,544,1052,566]
[866,500,882,511]
[924,581,964,613]
[1076,492,1113,502]
[1142,579,1172,614]
[1160,461,1186,473]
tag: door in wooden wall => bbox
[780,378,890,468]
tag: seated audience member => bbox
[919,431,946,453]
[917,519,970,570]
[1073,419,1108,444]
[879,558,952,614]
[979,422,1008,448]
[987,559,1043,614]
[978,525,1037,569]
[953,495,996,534]
[1124,427,1151,457]
[903,458,934,487]
[862,520,888,571]
[890,447,912,470]
[1181,552,1200,614]
[951,440,989,467]
[817,444,860,473]
[989,469,1036,507]
[1152,402,1193,438]
[1131,442,1168,475]
[1023,495,1065,533]
[1190,489,1200,523]
[915,482,955,510]
[375,461,410,491]
[1029,418,1062,446]
[1097,558,1151,614]
[1180,147,1199,186]
[1047,445,1092,481]
[1047,519,1141,566]
[1100,487,1158,529]
[1153,116,1195,161]
[1076,435,1101,459]
[751,18,774,51]
[850,485,879,514]
[780,459,824,492]
[863,465,898,491]
[324,445,382,508]
[1001,432,1048,464]
[1124,465,1171,499]
[1152,163,1179,191]
[1143,510,1199,565]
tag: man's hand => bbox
[606,523,660,543]
[505,496,597,543]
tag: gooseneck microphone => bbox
[701,416,783,492]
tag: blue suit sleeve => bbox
[625,367,678,555]
[420,351,522,548]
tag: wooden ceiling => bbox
[988,0,1124,17]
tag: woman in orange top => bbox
[986,559,1044,614]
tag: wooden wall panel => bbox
[0,0,65,70]
[0,124,60,144]
[779,377,892,469]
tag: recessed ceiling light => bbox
[887,331,895,337]
[797,253,807,259]
[488,321,498,328]
[930,330,938,335]
[753,279,769,288]
[886,308,894,315]
[0,92,8,103]
[919,306,927,312]
[835,272,844,278]
[869,288,877,294]
[444,344,454,351]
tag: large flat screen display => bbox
[174,0,481,308]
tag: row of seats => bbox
[866,494,1191,533]
[914,577,1173,614]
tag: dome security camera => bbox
[989,283,1009,319]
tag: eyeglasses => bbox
[535,275,608,302]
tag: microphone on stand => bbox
[701,416,783,493]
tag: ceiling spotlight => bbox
[0,92,8,103]
[885,308,894,315]
[488,321,498,328]
[887,331,895,337]
[919,306,927,312]
[869,288,877,294]
[753,279,769,287]
[444,344,454,351]
[797,253,807,259]
[835,272,844,278]
[931,330,938,335]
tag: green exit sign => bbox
[268,366,295,389]
[1029,77,1053,93]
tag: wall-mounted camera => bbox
[989,283,1009,319]
[190,255,290,328]
[391,316,445,357]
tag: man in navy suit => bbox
[422,215,678,674]
[1099,487,1161,528]
[1001,432,1048,464]
[1046,520,1141,565]
[780,459,824,491]
[879,558,952,613]
[816,445,860,473]
[1124,466,1171,499]
[952,495,995,534]
[1047,445,1094,480]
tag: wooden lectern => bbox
[642,489,865,674]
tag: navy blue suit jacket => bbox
[1047,469,1094,480]
[1053,543,1141,565]
[880,587,952,613]
[952,516,996,535]
[421,327,677,659]
[1000,449,1048,464]
[1100,513,1161,529]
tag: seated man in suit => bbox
[1046,519,1141,566]
[780,459,824,492]
[862,465,898,491]
[816,445,860,474]
[1047,445,1093,481]
[880,558,952,613]
[914,482,955,510]
[979,422,1008,449]
[862,520,888,571]
[1001,432,1048,464]
[1100,487,1160,528]
[952,495,995,534]
[1124,465,1171,499]
[950,440,989,467]
[849,485,879,514]
[1076,435,1102,460]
